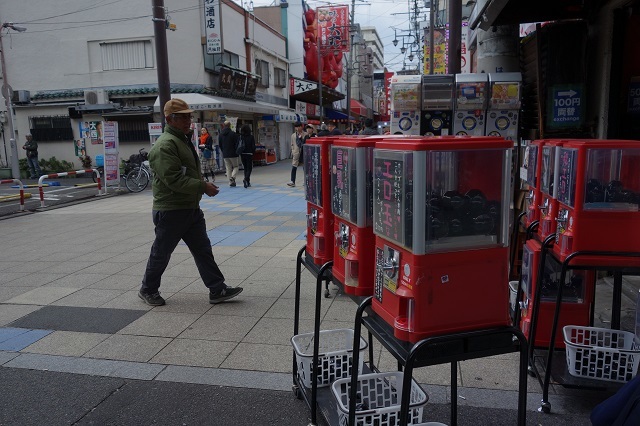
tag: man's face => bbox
[328,124,335,131]
[167,113,192,133]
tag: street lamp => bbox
[0,22,27,179]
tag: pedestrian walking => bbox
[219,120,240,187]
[360,118,380,135]
[22,134,42,178]
[327,121,343,135]
[317,123,330,136]
[139,98,243,307]
[198,127,214,182]
[239,124,256,188]
[287,122,304,187]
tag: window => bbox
[29,116,73,141]
[100,40,153,71]
[204,48,240,72]
[112,117,153,142]
[274,67,286,88]
[255,59,269,87]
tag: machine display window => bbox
[525,144,538,187]
[373,150,413,249]
[540,254,587,303]
[304,145,323,207]
[583,148,640,211]
[540,146,555,195]
[556,148,578,207]
[331,146,357,223]
[424,148,508,251]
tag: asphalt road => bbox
[0,368,593,426]
[0,177,141,218]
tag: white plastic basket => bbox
[563,325,640,383]
[331,371,428,426]
[291,328,368,389]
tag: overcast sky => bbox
[245,0,425,72]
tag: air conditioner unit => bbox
[84,89,108,105]
[11,90,30,104]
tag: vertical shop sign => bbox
[205,0,222,54]
[317,5,349,51]
[102,121,119,187]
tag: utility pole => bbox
[448,0,462,74]
[152,0,171,127]
[346,0,356,128]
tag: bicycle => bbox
[125,160,152,193]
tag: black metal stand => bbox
[292,245,334,425]
[527,246,640,413]
[349,297,529,426]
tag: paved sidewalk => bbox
[0,160,621,424]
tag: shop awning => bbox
[262,110,308,123]
[325,109,354,123]
[350,99,368,117]
[153,93,279,115]
[469,0,602,30]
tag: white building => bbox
[0,0,294,172]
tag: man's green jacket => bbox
[149,124,206,211]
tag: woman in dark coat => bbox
[239,124,257,188]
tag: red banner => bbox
[317,6,350,52]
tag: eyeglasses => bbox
[172,114,193,120]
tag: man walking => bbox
[327,121,343,135]
[139,98,242,306]
[287,122,304,187]
[219,120,240,187]
[22,134,42,179]
[360,118,380,135]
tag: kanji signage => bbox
[317,5,349,52]
[219,68,233,92]
[290,77,317,96]
[233,72,247,95]
[547,84,584,129]
[204,0,222,54]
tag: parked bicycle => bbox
[92,148,150,193]
[125,159,152,193]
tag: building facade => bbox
[0,0,293,171]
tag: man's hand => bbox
[204,182,219,197]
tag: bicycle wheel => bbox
[125,167,149,193]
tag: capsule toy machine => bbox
[330,137,376,295]
[304,136,337,266]
[486,73,522,141]
[536,140,564,241]
[371,136,513,343]
[521,140,546,228]
[553,139,640,263]
[421,74,454,136]
[453,73,489,136]
[518,238,595,348]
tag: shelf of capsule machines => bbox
[303,135,343,268]
[451,73,522,140]
[369,135,514,343]
[550,139,640,265]
[517,238,595,349]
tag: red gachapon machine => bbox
[330,137,376,295]
[522,140,545,229]
[552,139,640,262]
[518,238,595,348]
[371,136,513,343]
[304,136,337,266]
[537,140,564,241]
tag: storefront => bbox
[153,93,295,164]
